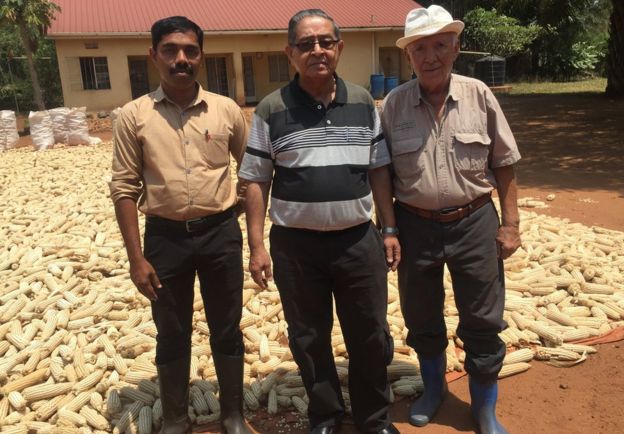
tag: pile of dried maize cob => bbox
[0,143,623,433]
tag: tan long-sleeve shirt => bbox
[109,85,248,221]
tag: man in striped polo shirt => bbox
[239,9,400,434]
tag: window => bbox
[205,56,229,96]
[79,57,111,90]
[268,54,289,82]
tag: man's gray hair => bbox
[287,9,341,45]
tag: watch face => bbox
[382,227,399,235]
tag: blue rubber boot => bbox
[469,377,508,434]
[409,353,447,427]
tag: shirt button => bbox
[189,199,194,205]
[183,139,190,145]
[317,105,322,110]
[186,169,191,174]
[326,120,331,125]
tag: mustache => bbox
[170,63,193,74]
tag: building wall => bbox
[54,29,407,111]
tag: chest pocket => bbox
[390,137,425,179]
[452,132,491,172]
[199,132,230,169]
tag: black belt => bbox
[146,207,235,233]
[398,194,491,223]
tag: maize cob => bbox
[137,405,152,434]
[242,388,260,410]
[498,362,531,378]
[22,382,73,403]
[204,390,220,414]
[502,348,534,365]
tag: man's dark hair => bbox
[151,16,203,51]
[287,9,341,45]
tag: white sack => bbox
[0,110,19,151]
[48,107,71,144]
[28,110,55,151]
[67,106,90,145]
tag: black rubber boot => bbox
[157,356,192,434]
[409,353,448,427]
[469,376,508,434]
[213,352,253,434]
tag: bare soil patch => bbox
[196,93,624,433]
[10,93,623,433]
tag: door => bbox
[242,55,256,103]
[379,47,401,78]
[128,59,150,99]
[205,56,229,96]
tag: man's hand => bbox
[496,225,521,259]
[130,257,161,301]
[383,235,401,271]
[249,247,273,289]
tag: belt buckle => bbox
[185,217,203,232]
[437,207,458,216]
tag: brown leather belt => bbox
[398,194,492,223]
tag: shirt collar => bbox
[412,73,461,107]
[153,82,208,109]
[290,73,347,106]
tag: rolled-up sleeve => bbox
[486,88,521,168]
[109,107,144,203]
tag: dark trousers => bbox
[144,215,244,365]
[270,222,393,432]
[396,201,507,383]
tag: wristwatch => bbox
[381,226,399,236]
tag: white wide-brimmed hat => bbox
[396,5,464,49]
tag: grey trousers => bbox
[396,200,507,382]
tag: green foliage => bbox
[462,8,541,58]
[456,0,612,80]
[0,22,62,111]
[0,0,61,109]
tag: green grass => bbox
[508,77,607,95]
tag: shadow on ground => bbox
[498,92,624,196]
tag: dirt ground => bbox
[11,92,624,433]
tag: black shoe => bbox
[375,423,400,434]
[213,352,253,434]
[157,356,192,434]
[310,426,337,434]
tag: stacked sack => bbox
[28,107,103,150]
[0,110,19,151]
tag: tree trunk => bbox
[606,0,624,97]
[18,21,46,110]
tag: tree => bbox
[0,0,60,110]
[462,8,540,58]
[606,0,624,97]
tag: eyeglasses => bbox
[158,45,202,60]
[292,39,340,52]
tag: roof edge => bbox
[47,26,404,39]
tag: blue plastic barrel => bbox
[384,76,399,95]
[370,74,385,99]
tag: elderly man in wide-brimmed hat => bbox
[369,5,521,434]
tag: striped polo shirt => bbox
[239,74,390,231]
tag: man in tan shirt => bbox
[371,5,521,434]
[110,16,251,434]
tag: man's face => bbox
[405,32,459,93]
[285,16,343,82]
[150,30,202,93]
